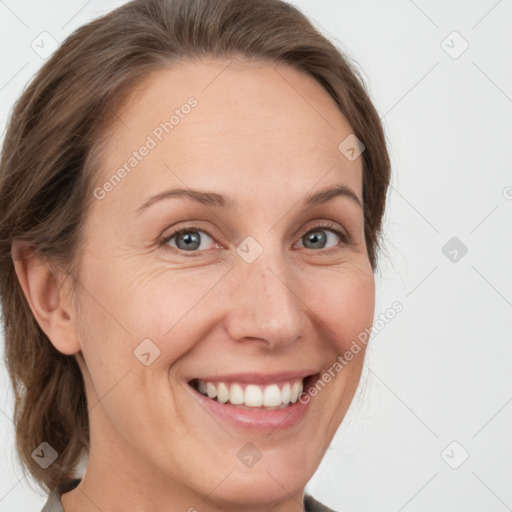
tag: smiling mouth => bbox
[188,374,319,410]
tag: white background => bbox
[1,1,511,511]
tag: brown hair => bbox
[0,0,390,494]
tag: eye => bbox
[160,227,217,254]
[297,222,348,251]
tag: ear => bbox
[11,239,81,356]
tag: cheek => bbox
[127,268,228,363]
[302,264,375,354]
[73,257,230,430]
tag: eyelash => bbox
[158,221,350,257]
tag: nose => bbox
[223,247,306,351]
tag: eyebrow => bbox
[134,184,362,215]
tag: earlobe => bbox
[11,239,81,356]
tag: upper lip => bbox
[188,370,318,385]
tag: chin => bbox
[207,471,307,509]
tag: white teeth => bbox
[229,383,244,405]
[262,384,282,407]
[281,383,291,404]
[195,378,307,408]
[206,382,217,399]
[290,380,301,403]
[217,382,229,404]
[245,384,263,407]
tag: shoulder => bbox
[40,479,81,512]
[304,493,338,512]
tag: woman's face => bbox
[67,59,375,509]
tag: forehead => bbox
[93,58,363,213]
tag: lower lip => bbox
[188,383,313,432]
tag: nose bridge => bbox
[224,243,305,348]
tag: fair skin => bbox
[13,58,374,512]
